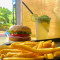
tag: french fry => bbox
[13,52,36,58]
[47,53,54,59]
[12,42,39,46]
[36,56,45,59]
[11,43,60,54]
[0,49,21,54]
[6,52,44,58]
[44,54,47,59]
[21,50,30,53]
[6,52,35,58]
[1,54,5,59]
[45,40,52,43]
[26,45,35,47]
[51,42,55,48]
[54,47,60,51]
[43,42,52,48]
[3,57,44,60]
[33,46,37,49]
[3,57,35,60]
[6,52,21,57]
[37,41,44,49]
[54,51,60,57]
[0,40,59,60]
[24,42,39,45]
[0,45,12,50]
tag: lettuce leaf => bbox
[8,30,31,34]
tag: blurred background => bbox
[0,0,58,44]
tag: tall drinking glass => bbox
[36,16,50,40]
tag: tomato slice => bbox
[10,34,29,37]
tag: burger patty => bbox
[9,35,31,41]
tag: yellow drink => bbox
[36,17,50,40]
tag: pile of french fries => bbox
[0,40,60,60]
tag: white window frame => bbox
[16,0,23,25]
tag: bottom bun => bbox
[9,36,31,41]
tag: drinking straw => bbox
[22,1,34,14]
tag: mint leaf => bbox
[40,15,49,17]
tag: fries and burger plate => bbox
[0,25,60,60]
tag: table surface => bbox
[0,37,9,45]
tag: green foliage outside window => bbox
[0,7,16,31]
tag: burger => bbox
[8,25,31,41]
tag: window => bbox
[0,0,16,45]
[0,0,16,31]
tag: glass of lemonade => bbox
[35,15,51,40]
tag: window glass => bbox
[0,0,16,31]
[0,0,16,45]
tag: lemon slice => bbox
[31,14,38,22]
